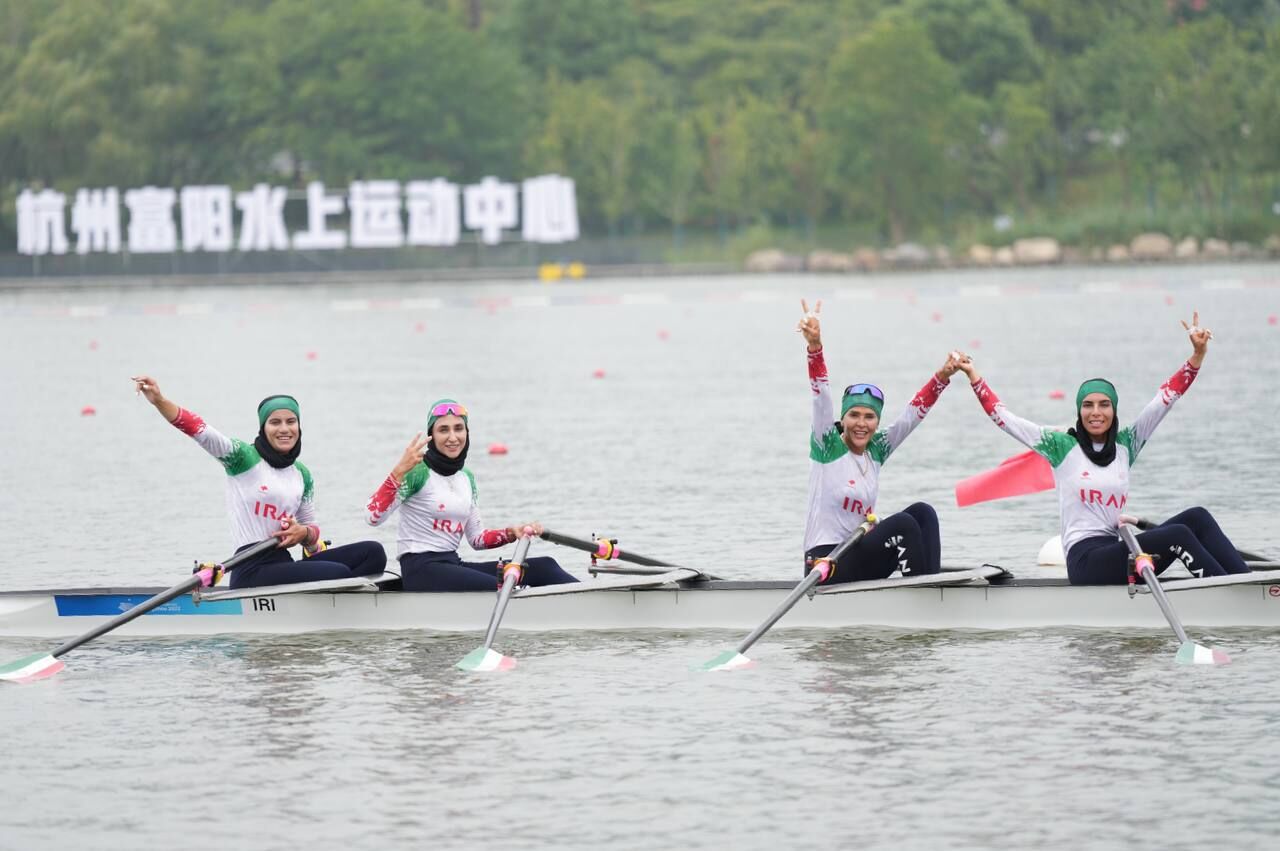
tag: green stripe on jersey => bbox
[1035,430,1076,468]
[220,438,260,476]
[1117,426,1142,464]
[868,431,891,465]
[399,462,430,500]
[296,461,314,500]
[810,427,849,464]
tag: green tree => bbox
[820,19,974,242]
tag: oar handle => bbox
[539,529,674,568]
[51,538,278,659]
[809,514,877,581]
[480,535,533,651]
[1119,523,1192,645]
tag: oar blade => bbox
[0,653,65,684]
[699,651,755,672]
[1174,641,1231,666]
[455,647,517,672]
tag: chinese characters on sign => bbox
[14,175,578,256]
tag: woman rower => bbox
[799,300,962,581]
[133,376,387,589]
[955,311,1249,585]
[365,399,578,592]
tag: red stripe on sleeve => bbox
[1161,361,1199,400]
[366,475,398,523]
[170,408,205,436]
[479,529,513,549]
[807,347,827,382]
[971,379,1001,417]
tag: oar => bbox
[701,515,876,672]
[1135,517,1268,563]
[0,538,278,684]
[1119,523,1230,665]
[539,528,673,568]
[456,534,533,672]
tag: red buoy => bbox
[1048,389,1065,400]
[1164,295,1175,306]
[306,351,318,361]
[592,368,606,379]
[414,322,425,333]
[1269,315,1278,326]
[657,329,670,340]
[969,339,982,349]
[488,442,509,455]
[88,340,99,351]
[81,405,97,416]
[930,311,942,323]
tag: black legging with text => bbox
[804,502,941,582]
[1065,506,1249,585]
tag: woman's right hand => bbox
[953,351,981,383]
[392,432,430,480]
[797,299,822,351]
[131,375,165,406]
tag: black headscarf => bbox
[424,435,469,476]
[1067,417,1118,467]
[254,395,302,469]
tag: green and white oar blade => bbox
[456,647,517,672]
[1175,641,1231,666]
[699,650,755,672]
[0,653,64,684]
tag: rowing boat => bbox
[3,566,1280,638]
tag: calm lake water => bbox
[2,263,1279,850]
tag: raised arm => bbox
[133,374,245,467]
[1122,313,1209,460]
[877,352,961,458]
[956,357,1057,453]
[797,299,839,449]
[366,433,430,526]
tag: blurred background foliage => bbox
[2,0,1279,255]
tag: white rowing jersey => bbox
[171,408,315,549]
[804,347,950,551]
[366,462,513,558]
[970,360,1198,554]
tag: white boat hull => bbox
[3,575,1280,638]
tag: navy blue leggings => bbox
[399,550,578,592]
[1065,506,1250,586]
[230,540,388,589]
[804,502,942,582]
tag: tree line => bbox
[2,0,1278,250]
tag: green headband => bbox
[841,391,883,419]
[426,397,469,433]
[1076,379,1118,411]
[257,395,300,426]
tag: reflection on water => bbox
[2,266,1280,850]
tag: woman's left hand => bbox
[1180,310,1212,366]
[936,351,964,381]
[507,522,544,540]
[273,516,312,549]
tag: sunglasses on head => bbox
[431,402,468,418]
[843,383,884,402]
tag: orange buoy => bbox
[592,368,606,379]
[488,442,509,455]
[1048,389,1065,400]
[80,405,96,416]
